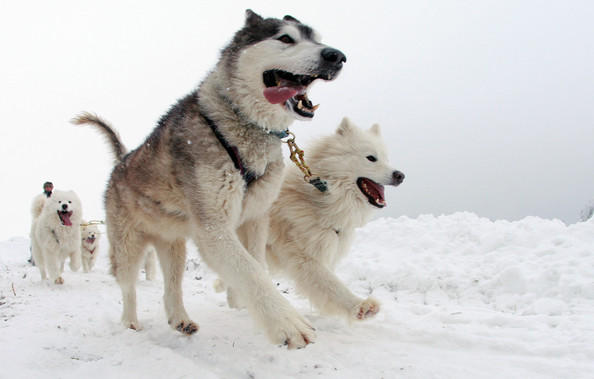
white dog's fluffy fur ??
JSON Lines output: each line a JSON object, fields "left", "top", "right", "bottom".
{"left": 266, "top": 117, "right": 404, "bottom": 321}
{"left": 31, "top": 190, "right": 82, "bottom": 284}
{"left": 80, "top": 222, "right": 100, "bottom": 273}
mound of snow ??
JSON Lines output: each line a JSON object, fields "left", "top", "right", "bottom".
{"left": 1, "top": 213, "right": 593, "bottom": 378}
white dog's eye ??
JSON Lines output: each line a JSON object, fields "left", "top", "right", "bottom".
{"left": 58, "top": 201, "right": 62, "bottom": 203}
{"left": 277, "top": 34, "right": 295, "bottom": 44}
{"left": 68, "top": 201, "right": 72, "bottom": 203}
{"left": 366, "top": 155, "right": 377, "bottom": 162}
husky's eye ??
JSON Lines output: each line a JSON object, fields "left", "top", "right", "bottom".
{"left": 366, "top": 155, "right": 377, "bottom": 162}
{"left": 277, "top": 34, "right": 295, "bottom": 44}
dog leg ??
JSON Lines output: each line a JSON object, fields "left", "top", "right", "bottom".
{"left": 31, "top": 239, "right": 47, "bottom": 280}
{"left": 237, "top": 217, "right": 269, "bottom": 266}
{"left": 90, "top": 255, "right": 97, "bottom": 271}
{"left": 112, "top": 242, "right": 145, "bottom": 330}
{"left": 82, "top": 255, "right": 90, "bottom": 273}
{"left": 226, "top": 217, "right": 270, "bottom": 309}
{"left": 289, "top": 254, "right": 380, "bottom": 321}
{"left": 153, "top": 239, "right": 198, "bottom": 335}
{"left": 194, "top": 227, "right": 315, "bottom": 348}
{"left": 143, "top": 247, "right": 157, "bottom": 281}
{"left": 45, "top": 249, "right": 64, "bottom": 285}
{"left": 69, "top": 249, "right": 81, "bottom": 272}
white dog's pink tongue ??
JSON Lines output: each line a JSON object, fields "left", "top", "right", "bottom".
{"left": 60, "top": 212, "right": 73, "bottom": 226}
{"left": 263, "top": 87, "right": 297, "bottom": 104}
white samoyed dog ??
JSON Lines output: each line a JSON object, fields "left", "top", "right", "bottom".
{"left": 80, "top": 222, "right": 101, "bottom": 273}
{"left": 31, "top": 190, "right": 83, "bottom": 284}
{"left": 265, "top": 117, "right": 404, "bottom": 321}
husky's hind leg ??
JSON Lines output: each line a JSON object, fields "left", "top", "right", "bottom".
{"left": 111, "top": 236, "right": 146, "bottom": 330}
{"left": 153, "top": 238, "right": 198, "bottom": 335}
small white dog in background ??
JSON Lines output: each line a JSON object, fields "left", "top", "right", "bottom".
{"left": 266, "top": 117, "right": 404, "bottom": 321}
{"left": 80, "top": 222, "right": 157, "bottom": 278}
{"left": 143, "top": 246, "right": 158, "bottom": 281}
{"left": 31, "top": 190, "right": 83, "bottom": 284}
{"left": 80, "top": 222, "right": 101, "bottom": 273}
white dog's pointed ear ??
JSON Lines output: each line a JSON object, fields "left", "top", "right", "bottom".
{"left": 369, "top": 123, "right": 382, "bottom": 136}
{"left": 245, "top": 9, "right": 263, "bottom": 26}
{"left": 336, "top": 117, "right": 354, "bottom": 136}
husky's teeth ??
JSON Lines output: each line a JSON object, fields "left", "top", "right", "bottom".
{"left": 297, "top": 100, "right": 303, "bottom": 109}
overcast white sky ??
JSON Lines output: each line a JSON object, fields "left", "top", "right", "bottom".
{"left": 1, "top": 0, "right": 593, "bottom": 240}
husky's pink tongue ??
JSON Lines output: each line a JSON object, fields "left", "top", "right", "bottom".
{"left": 263, "top": 87, "right": 298, "bottom": 104}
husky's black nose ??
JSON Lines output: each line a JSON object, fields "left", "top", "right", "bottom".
{"left": 62, "top": 203, "right": 68, "bottom": 210}
{"left": 321, "top": 48, "right": 347, "bottom": 64}
{"left": 393, "top": 170, "right": 405, "bottom": 185}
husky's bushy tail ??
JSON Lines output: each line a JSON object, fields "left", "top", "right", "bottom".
{"left": 71, "top": 112, "right": 127, "bottom": 164}
{"left": 71, "top": 111, "right": 128, "bottom": 277}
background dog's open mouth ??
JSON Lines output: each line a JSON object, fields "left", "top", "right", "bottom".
{"left": 86, "top": 237, "right": 95, "bottom": 243}
{"left": 357, "top": 177, "right": 386, "bottom": 208}
{"left": 57, "top": 210, "right": 73, "bottom": 226}
{"left": 262, "top": 70, "right": 331, "bottom": 118}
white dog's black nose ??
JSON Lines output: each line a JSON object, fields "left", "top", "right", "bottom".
{"left": 62, "top": 203, "right": 68, "bottom": 210}
{"left": 321, "top": 48, "right": 347, "bottom": 64}
{"left": 393, "top": 170, "right": 405, "bottom": 185}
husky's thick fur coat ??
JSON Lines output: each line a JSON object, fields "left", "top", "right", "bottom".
{"left": 73, "top": 10, "right": 345, "bottom": 348}
{"left": 266, "top": 118, "right": 404, "bottom": 321}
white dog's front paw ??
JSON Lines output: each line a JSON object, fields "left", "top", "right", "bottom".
{"left": 124, "top": 320, "right": 142, "bottom": 331}
{"left": 265, "top": 312, "right": 316, "bottom": 349}
{"left": 168, "top": 316, "right": 199, "bottom": 335}
{"left": 352, "top": 297, "right": 381, "bottom": 320}
{"left": 54, "top": 276, "right": 64, "bottom": 285}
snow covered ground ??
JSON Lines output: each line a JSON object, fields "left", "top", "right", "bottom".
{"left": 1, "top": 213, "right": 593, "bottom": 378}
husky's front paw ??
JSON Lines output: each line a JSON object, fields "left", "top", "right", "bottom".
{"left": 353, "top": 297, "right": 380, "bottom": 320}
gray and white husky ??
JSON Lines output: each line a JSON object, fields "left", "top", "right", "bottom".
{"left": 73, "top": 10, "right": 345, "bottom": 349}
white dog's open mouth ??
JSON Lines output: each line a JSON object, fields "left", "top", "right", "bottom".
{"left": 357, "top": 178, "right": 386, "bottom": 208}
{"left": 57, "top": 210, "right": 73, "bottom": 226}
{"left": 262, "top": 70, "right": 333, "bottom": 118}
{"left": 86, "top": 236, "right": 95, "bottom": 244}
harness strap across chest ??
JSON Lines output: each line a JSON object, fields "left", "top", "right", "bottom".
{"left": 203, "top": 114, "right": 257, "bottom": 185}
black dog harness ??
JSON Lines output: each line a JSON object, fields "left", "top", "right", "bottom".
{"left": 203, "top": 114, "right": 267, "bottom": 185}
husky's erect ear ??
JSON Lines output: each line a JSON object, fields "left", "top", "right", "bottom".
{"left": 369, "top": 123, "right": 382, "bottom": 136}
{"left": 283, "top": 15, "right": 302, "bottom": 24}
{"left": 336, "top": 117, "right": 355, "bottom": 136}
{"left": 245, "top": 9, "right": 264, "bottom": 26}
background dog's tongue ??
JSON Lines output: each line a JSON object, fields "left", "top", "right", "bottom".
{"left": 263, "top": 87, "right": 297, "bottom": 104}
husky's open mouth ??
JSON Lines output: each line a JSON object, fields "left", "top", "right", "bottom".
{"left": 357, "top": 177, "right": 386, "bottom": 208}
{"left": 262, "top": 70, "right": 332, "bottom": 118}
{"left": 57, "top": 210, "right": 74, "bottom": 226}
